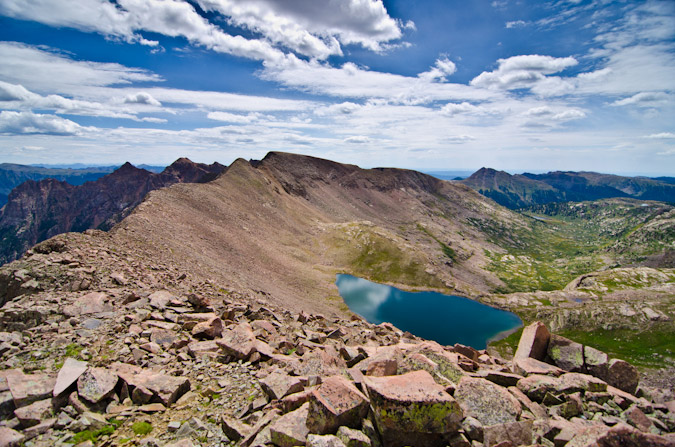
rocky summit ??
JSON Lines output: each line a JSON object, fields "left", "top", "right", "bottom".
{"left": 0, "top": 239, "right": 673, "bottom": 447}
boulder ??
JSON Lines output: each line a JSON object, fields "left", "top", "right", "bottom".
{"left": 453, "top": 344, "right": 479, "bottom": 362}
{"left": 583, "top": 345, "right": 609, "bottom": 378}
{"left": 307, "top": 375, "right": 369, "bottom": 434}
{"left": 77, "top": 367, "right": 118, "bottom": 404}
{"left": 217, "top": 322, "right": 257, "bottom": 359}
{"left": 5, "top": 369, "right": 55, "bottom": 407}
{"left": 148, "top": 290, "right": 174, "bottom": 308}
{"left": 482, "top": 420, "right": 533, "bottom": 447}
{"left": 0, "top": 427, "right": 24, "bottom": 447}
{"left": 269, "top": 402, "right": 310, "bottom": 447}
{"left": 14, "top": 399, "right": 52, "bottom": 428}
{"left": 307, "top": 434, "right": 347, "bottom": 447}
{"left": 191, "top": 316, "right": 223, "bottom": 340}
{"left": 514, "top": 322, "right": 550, "bottom": 360}
{"left": 594, "top": 424, "right": 672, "bottom": 447}
{"left": 516, "top": 375, "right": 560, "bottom": 402}
{"left": 63, "top": 292, "right": 111, "bottom": 316}
{"left": 453, "top": 377, "right": 521, "bottom": 426}
{"left": 259, "top": 370, "right": 306, "bottom": 401}
{"left": 605, "top": 359, "right": 639, "bottom": 395}
{"left": 557, "top": 372, "right": 607, "bottom": 394}
{"left": 512, "top": 357, "right": 564, "bottom": 377}
{"left": 547, "top": 334, "right": 584, "bottom": 372}
{"left": 364, "top": 370, "right": 463, "bottom": 447}
{"left": 53, "top": 358, "right": 88, "bottom": 397}
{"left": 336, "top": 426, "right": 372, "bottom": 447}
{"left": 111, "top": 363, "right": 190, "bottom": 406}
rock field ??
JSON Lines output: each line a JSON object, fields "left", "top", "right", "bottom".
{"left": 0, "top": 232, "right": 673, "bottom": 447}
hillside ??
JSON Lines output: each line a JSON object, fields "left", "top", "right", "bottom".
{"left": 461, "top": 168, "right": 675, "bottom": 209}
{"left": 0, "top": 158, "right": 225, "bottom": 265}
{"left": 0, "top": 152, "right": 672, "bottom": 446}
{"left": 0, "top": 163, "right": 117, "bottom": 206}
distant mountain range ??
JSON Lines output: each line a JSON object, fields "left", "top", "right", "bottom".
{"left": 461, "top": 168, "right": 675, "bottom": 209}
{"left": 0, "top": 158, "right": 224, "bottom": 264}
{"left": 0, "top": 164, "right": 116, "bottom": 206}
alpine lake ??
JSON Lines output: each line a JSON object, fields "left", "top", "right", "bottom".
{"left": 336, "top": 274, "right": 522, "bottom": 350}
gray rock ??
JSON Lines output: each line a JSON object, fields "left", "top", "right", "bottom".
{"left": 77, "top": 368, "right": 118, "bottom": 404}
{"left": 547, "top": 334, "right": 584, "bottom": 372}
{"left": 307, "top": 434, "right": 347, "bottom": 447}
{"left": 453, "top": 377, "right": 521, "bottom": 426}
{"left": 336, "top": 426, "right": 372, "bottom": 447}
{"left": 53, "top": 358, "right": 88, "bottom": 397}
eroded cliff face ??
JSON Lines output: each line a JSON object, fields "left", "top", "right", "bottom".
{"left": 0, "top": 159, "right": 225, "bottom": 265}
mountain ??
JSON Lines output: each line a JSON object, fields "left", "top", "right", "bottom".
{"left": 0, "top": 163, "right": 117, "bottom": 206}
{"left": 460, "top": 168, "right": 563, "bottom": 209}
{"left": 0, "top": 152, "right": 672, "bottom": 446}
{"left": 461, "top": 168, "right": 675, "bottom": 209}
{"left": 0, "top": 158, "right": 225, "bottom": 264}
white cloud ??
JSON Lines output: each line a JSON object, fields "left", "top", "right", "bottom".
{"left": 506, "top": 20, "right": 527, "bottom": 29}
{"left": 124, "top": 92, "right": 161, "bottom": 106}
{"left": 344, "top": 135, "right": 371, "bottom": 144}
{"left": 0, "top": 111, "right": 84, "bottom": 135}
{"left": 418, "top": 57, "right": 457, "bottom": 82}
{"left": 207, "top": 111, "right": 261, "bottom": 123}
{"left": 612, "top": 91, "right": 670, "bottom": 107}
{"left": 440, "top": 102, "right": 490, "bottom": 116}
{"left": 196, "top": 0, "right": 406, "bottom": 58}
{"left": 470, "top": 55, "right": 578, "bottom": 92}
{"left": 261, "top": 55, "right": 495, "bottom": 104}
{"left": 0, "top": 0, "right": 284, "bottom": 62}
{"left": 0, "top": 42, "right": 163, "bottom": 94}
{"left": 645, "top": 132, "right": 675, "bottom": 139}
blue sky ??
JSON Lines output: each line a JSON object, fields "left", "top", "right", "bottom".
{"left": 0, "top": 0, "right": 674, "bottom": 175}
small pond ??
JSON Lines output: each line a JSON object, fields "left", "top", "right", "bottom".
{"left": 336, "top": 274, "right": 522, "bottom": 349}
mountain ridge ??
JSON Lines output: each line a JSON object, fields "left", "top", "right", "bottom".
{"left": 461, "top": 167, "right": 675, "bottom": 209}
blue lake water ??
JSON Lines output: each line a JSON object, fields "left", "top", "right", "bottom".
{"left": 336, "top": 274, "right": 522, "bottom": 350}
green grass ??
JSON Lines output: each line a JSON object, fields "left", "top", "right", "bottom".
{"left": 64, "top": 343, "right": 84, "bottom": 359}
{"left": 69, "top": 425, "right": 115, "bottom": 444}
{"left": 417, "top": 224, "right": 457, "bottom": 262}
{"left": 558, "top": 323, "right": 675, "bottom": 369}
{"left": 131, "top": 421, "right": 153, "bottom": 436}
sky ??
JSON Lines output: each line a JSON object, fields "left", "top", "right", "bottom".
{"left": 0, "top": 0, "right": 674, "bottom": 175}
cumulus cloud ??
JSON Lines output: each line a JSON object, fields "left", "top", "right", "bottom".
{"left": 196, "top": 0, "right": 406, "bottom": 58}
{"left": 124, "top": 92, "right": 161, "bottom": 106}
{"left": 0, "top": 80, "right": 163, "bottom": 121}
{"left": 470, "top": 55, "right": 578, "bottom": 92}
{"left": 440, "top": 102, "right": 491, "bottom": 116}
{"left": 0, "top": 0, "right": 408, "bottom": 61}
{"left": 0, "top": 0, "right": 284, "bottom": 62}
{"left": 0, "top": 111, "right": 84, "bottom": 135}
{"left": 418, "top": 57, "right": 457, "bottom": 82}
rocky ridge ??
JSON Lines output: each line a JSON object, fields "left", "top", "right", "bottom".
{"left": 0, "top": 238, "right": 673, "bottom": 447}
{"left": 0, "top": 158, "right": 225, "bottom": 265}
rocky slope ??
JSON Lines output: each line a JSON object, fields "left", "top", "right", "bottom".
{"left": 0, "top": 235, "right": 673, "bottom": 446}
{"left": 0, "top": 158, "right": 225, "bottom": 265}
{"left": 462, "top": 168, "right": 675, "bottom": 209}
{"left": 0, "top": 164, "right": 117, "bottom": 207}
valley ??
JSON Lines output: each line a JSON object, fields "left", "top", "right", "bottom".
{"left": 0, "top": 152, "right": 673, "bottom": 446}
